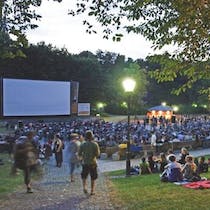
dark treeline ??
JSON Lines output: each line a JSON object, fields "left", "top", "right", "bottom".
{"left": 0, "top": 42, "right": 208, "bottom": 114}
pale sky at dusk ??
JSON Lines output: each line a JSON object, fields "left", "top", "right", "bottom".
{"left": 27, "top": 0, "right": 168, "bottom": 60}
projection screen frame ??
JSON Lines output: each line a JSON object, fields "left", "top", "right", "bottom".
{"left": 1, "top": 78, "right": 79, "bottom": 118}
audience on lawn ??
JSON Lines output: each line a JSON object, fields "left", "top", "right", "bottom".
{"left": 197, "top": 156, "right": 208, "bottom": 174}
{"left": 2, "top": 115, "right": 210, "bottom": 152}
{"left": 159, "top": 152, "right": 168, "bottom": 173}
{"left": 181, "top": 155, "right": 201, "bottom": 182}
{"left": 160, "top": 154, "right": 183, "bottom": 182}
{"left": 178, "top": 147, "right": 189, "bottom": 165}
{"left": 139, "top": 157, "right": 152, "bottom": 174}
{"left": 148, "top": 153, "right": 159, "bottom": 173}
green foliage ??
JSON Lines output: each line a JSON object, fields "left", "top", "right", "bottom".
{"left": 0, "top": 0, "right": 64, "bottom": 58}
{"left": 70, "top": 0, "right": 209, "bottom": 61}
{"left": 147, "top": 54, "right": 210, "bottom": 102}
{"left": 0, "top": 154, "right": 23, "bottom": 194}
{"left": 70, "top": 0, "right": 210, "bottom": 96}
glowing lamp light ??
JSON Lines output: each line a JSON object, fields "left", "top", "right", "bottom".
{"left": 121, "top": 102, "right": 128, "bottom": 108}
{"left": 158, "top": 111, "right": 162, "bottom": 115}
{"left": 122, "top": 78, "right": 136, "bottom": 92}
{"left": 161, "top": 102, "right": 166, "bottom": 106}
{"left": 173, "top": 106, "right": 179, "bottom": 112}
{"left": 97, "top": 102, "right": 104, "bottom": 109}
{"left": 192, "top": 103, "right": 198, "bottom": 108}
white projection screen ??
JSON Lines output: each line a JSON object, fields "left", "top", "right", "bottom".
{"left": 3, "top": 78, "right": 71, "bottom": 116}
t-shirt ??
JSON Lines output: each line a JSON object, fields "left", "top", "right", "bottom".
{"left": 79, "top": 141, "right": 100, "bottom": 165}
{"left": 140, "top": 162, "right": 150, "bottom": 174}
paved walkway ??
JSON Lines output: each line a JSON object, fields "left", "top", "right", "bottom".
{"left": 1, "top": 147, "right": 210, "bottom": 210}
{"left": 0, "top": 156, "right": 123, "bottom": 210}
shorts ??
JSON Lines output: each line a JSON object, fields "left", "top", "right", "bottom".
{"left": 81, "top": 164, "right": 98, "bottom": 180}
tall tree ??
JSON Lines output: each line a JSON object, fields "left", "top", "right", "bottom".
{"left": 0, "top": 0, "right": 62, "bottom": 58}
{"left": 70, "top": 0, "right": 209, "bottom": 61}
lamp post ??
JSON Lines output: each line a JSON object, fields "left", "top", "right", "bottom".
{"left": 122, "top": 78, "right": 136, "bottom": 177}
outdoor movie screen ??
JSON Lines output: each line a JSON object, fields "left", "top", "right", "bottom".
{"left": 3, "top": 78, "right": 71, "bottom": 116}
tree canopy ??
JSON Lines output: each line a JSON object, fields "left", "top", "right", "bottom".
{"left": 70, "top": 0, "right": 209, "bottom": 62}
{"left": 0, "top": 0, "right": 62, "bottom": 58}
{"left": 69, "top": 0, "right": 210, "bottom": 96}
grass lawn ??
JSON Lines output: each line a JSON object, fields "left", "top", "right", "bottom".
{"left": 108, "top": 169, "right": 210, "bottom": 210}
{"left": 0, "top": 153, "right": 23, "bottom": 196}
{"left": 0, "top": 153, "right": 43, "bottom": 197}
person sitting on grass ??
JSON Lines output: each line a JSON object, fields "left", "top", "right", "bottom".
{"left": 148, "top": 153, "right": 158, "bottom": 173}
{"left": 160, "top": 154, "right": 183, "bottom": 182}
{"left": 197, "top": 156, "right": 208, "bottom": 174}
{"left": 140, "top": 157, "right": 152, "bottom": 175}
{"left": 182, "top": 155, "right": 201, "bottom": 182}
{"left": 159, "top": 152, "right": 168, "bottom": 173}
{"left": 178, "top": 147, "right": 189, "bottom": 165}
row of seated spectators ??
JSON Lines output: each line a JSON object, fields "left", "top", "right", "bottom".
{"left": 1, "top": 115, "right": 210, "bottom": 156}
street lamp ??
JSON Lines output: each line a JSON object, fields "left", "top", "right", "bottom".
{"left": 122, "top": 78, "right": 136, "bottom": 177}
{"left": 96, "top": 102, "right": 105, "bottom": 117}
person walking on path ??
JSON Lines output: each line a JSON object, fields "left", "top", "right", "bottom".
{"left": 68, "top": 133, "right": 80, "bottom": 182}
{"left": 79, "top": 130, "right": 100, "bottom": 195}
{"left": 12, "top": 131, "right": 39, "bottom": 193}
{"left": 53, "top": 134, "right": 64, "bottom": 167}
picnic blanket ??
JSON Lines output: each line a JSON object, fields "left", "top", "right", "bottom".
{"left": 183, "top": 180, "right": 210, "bottom": 189}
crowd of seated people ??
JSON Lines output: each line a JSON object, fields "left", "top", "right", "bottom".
{"left": 159, "top": 148, "right": 208, "bottom": 182}
{"left": 0, "top": 115, "right": 209, "bottom": 159}
{"left": 138, "top": 147, "right": 209, "bottom": 183}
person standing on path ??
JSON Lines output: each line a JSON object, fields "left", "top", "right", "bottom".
{"left": 78, "top": 130, "right": 100, "bottom": 195}
{"left": 68, "top": 133, "right": 80, "bottom": 182}
{"left": 53, "top": 134, "right": 63, "bottom": 167}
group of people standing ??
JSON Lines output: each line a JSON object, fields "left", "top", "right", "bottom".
{"left": 13, "top": 130, "right": 100, "bottom": 196}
